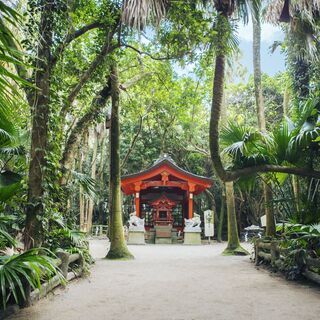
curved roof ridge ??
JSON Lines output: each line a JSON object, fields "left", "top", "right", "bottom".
{"left": 122, "top": 154, "right": 213, "bottom": 183}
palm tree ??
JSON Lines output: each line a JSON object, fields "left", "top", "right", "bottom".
{"left": 266, "top": 0, "right": 320, "bottom": 100}
{"left": 252, "top": 4, "right": 276, "bottom": 236}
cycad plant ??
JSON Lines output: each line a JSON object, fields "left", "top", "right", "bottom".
{"left": 221, "top": 96, "right": 320, "bottom": 170}
{"left": 221, "top": 95, "right": 320, "bottom": 228}
{"left": 0, "top": 214, "right": 64, "bottom": 309}
{"left": 0, "top": 248, "right": 64, "bottom": 309}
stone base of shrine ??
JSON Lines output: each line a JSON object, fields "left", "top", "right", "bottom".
{"left": 183, "top": 231, "right": 201, "bottom": 245}
{"left": 154, "top": 225, "right": 173, "bottom": 244}
{"left": 155, "top": 237, "right": 172, "bottom": 244}
{"left": 127, "top": 230, "right": 145, "bottom": 245}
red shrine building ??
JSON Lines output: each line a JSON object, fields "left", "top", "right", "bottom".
{"left": 121, "top": 154, "right": 213, "bottom": 232}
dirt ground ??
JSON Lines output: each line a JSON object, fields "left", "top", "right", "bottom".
{"left": 8, "top": 240, "right": 320, "bottom": 320}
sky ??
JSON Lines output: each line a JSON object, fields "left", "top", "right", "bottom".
{"left": 237, "top": 20, "right": 286, "bottom": 78}
{"left": 174, "top": 20, "right": 286, "bottom": 82}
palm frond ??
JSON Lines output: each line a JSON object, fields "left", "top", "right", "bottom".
{"left": 0, "top": 228, "right": 17, "bottom": 248}
{"left": 122, "top": 0, "right": 169, "bottom": 30}
{"left": 0, "top": 171, "right": 22, "bottom": 202}
{"left": 0, "top": 248, "right": 64, "bottom": 309}
{"left": 271, "top": 121, "right": 296, "bottom": 163}
{"left": 71, "top": 170, "right": 97, "bottom": 195}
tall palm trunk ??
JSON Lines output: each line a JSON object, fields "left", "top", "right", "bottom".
{"left": 106, "top": 63, "right": 133, "bottom": 260}
{"left": 24, "top": 1, "right": 54, "bottom": 250}
{"left": 224, "top": 182, "right": 239, "bottom": 250}
{"left": 252, "top": 15, "right": 266, "bottom": 131}
{"left": 252, "top": 12, "right": 276, "bottom": 237}
{"left": 209, "top": 13, "right": 247, "bottom": 254}
{"left": 217, "top": 184, "right": 225, "bottom": 242}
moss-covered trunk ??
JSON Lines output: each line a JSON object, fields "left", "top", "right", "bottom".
{"left": 223, "top": 182, "right": 247, "bottom": 255}
{"left": 106, "top": 63, "right": 133, "bottom": 260}
{"left": 24, "top": 1, "right": 54, "bottom": 250}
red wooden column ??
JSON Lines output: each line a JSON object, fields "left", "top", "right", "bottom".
{"left": 134, "top": 183, "right": 141, "bottom": 217}
{"left": 135, "top": 192, "right": 140, "bottom": 217}
{"left": 188, "top": 183, "right": 196, "bottom": 219}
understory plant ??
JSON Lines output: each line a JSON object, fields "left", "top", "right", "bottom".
{"left": 0, "top": 248, "right": 64, "bottom": 309}
{"left": 45, "top": 226, "right": 94, "bottom": 267}
{"left": 0, "top": 214, "right": 64, "bottom": 309}
{"left": 279, "top": 223, "right": 320, "bottom": 279}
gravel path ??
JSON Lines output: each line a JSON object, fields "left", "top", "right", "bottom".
{"left": 8, "top": 240, "right": 320, "bottom": 320}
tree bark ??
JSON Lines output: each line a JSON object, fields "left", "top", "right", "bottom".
{"left": 98, "top": 125, "right": 108, "bottom": 225}
{"left": 252, "top": 11, "right": 276, "bottom": 237}
{"left": 24, "top": 1, "right": 54, "bottom": 250}
{"left": 79, "top": 131, "right": 89, "bottom": 231}
{"left": 79, "top": 151, "right": 85, "bottom": 231}
{"left": 224, "top": 182, "right": 247, "bottom": 254}
{"left": 106, "top": 63, "right": 133, "bottom": 260}
{"left": 210, "top": 14, "right": 247, "bottom": 255}
{"left": 292, "top": 175, "right": 300, "bottom": 216}
{"left": 252, "top": 14, "right": 266, "bottom": 131}
{"left": 87, "top": 127, "right": 99, "bottom": 233}
{"left": 217, "top": 183, "right": 225, "bottom": 242}
{"left": 264, "top": 186, "right": 276, "bottom": 236}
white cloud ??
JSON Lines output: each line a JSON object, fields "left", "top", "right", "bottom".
{"left": 238, "top": 21, "right": 283, "bottom": 43}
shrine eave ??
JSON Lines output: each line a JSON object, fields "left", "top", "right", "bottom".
{"left": 121, "top": 157, "right": 213, "bottom": 195}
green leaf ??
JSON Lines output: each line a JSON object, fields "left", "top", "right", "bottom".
{"left": 0, "top": 171, "right": 22, "bottom": 202}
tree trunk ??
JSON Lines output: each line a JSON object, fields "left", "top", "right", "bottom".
{"left": 292, "top": 175, "right": 300, "bottom": 217}
{"left": 79, "top": 147, "right": 85, "bottom": 231}
{"left": 252, "top": 11, "right": 276, "bottom": 237}
{"left": 209, "top": 14, "right": 247, "bottom": 255}
{"left": 264, "top": 186, "right": 276, "bottom": 236}
{"left": 217, "top": 185, "right": 225, "bottom": 242}
{"left": 224, "top": 182, "right": 247, "bottom": 255}
{"left": 24, "top": 1, "right": 54, "bottom": 250}
{"left": 106, "top": 63, "right": 133, "bottom": 260}
{"left": 98, "top": 125, "right": 109, "bottom": 225}
{"left": 87, "top": 127, "right": 99, "bottom": 233}
{"left": 283, "top": 87, "right": 290, "bottom": 118}
{"left": 209, "top": 14, "right": 229, "bottom": 182}
{"left": 252, "top": 14, "right": 266, "bottom": 131}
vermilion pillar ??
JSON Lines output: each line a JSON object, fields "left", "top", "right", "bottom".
{"left": 135, "top": 192, "right": 140, "bottom": 217}
{"left": 188, "top": 192, "right": 193, "bottom": 219}
{"left": 188, "top": 183, "right": 195, "bottom": 219}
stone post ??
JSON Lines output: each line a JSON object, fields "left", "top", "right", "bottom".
{"left": 56, "top": 250, "right": 70, "bottom": 279}
{"left": 271, "top": 240, "right": 280, "bottom": 266}
{"left": 254, "top": 238, "right": 261, "bottom": 266}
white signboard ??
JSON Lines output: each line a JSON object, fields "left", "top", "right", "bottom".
{"left": 204, "top": 210, "right": 214, "bottom": 237}
{"left": 260, "top": 215, "right": 266, "bottom": 227}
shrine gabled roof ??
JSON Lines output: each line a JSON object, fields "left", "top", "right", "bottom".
{"left": 121, "top": 154, "right": 213, "bottom": 194}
